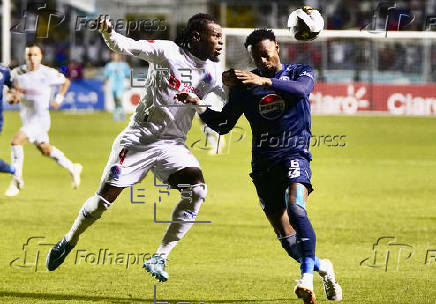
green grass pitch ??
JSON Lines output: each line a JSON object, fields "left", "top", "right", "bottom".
{"left": 0, "top": 111, "right": 435, "bottom": 303}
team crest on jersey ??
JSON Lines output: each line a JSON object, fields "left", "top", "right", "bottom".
{"left": 279, "top": 76, "right": 290, "bottom": 80}
{"left": 109, "top": 165, "right": 121, "bottom": 180}
{"left": 258, "top": 94, "right": 285, "bottom": 120}
{"left": 201, "top": 72, "right": 213, "bottom": 83}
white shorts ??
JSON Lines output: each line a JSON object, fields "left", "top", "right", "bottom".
{"left": 99, "top": 127, "right": 201, "bottom": 189}
{"left": 21, "top": 125, "right": 49, "bottom": 145}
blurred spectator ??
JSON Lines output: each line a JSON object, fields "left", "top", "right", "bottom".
{"left": 86, "top": 40, "right": 99, "bottom": 66}
{"left": 104, "top": 52, "right": 130, "bottom": 121}
{"left": 70, "top": 44, "right": 85, "bottom": 63}
{"left": 379, "top": 45, "right": 395, "bottom": 71}
{"left": 66, "top": 61, "right": 84, "bottom": 81}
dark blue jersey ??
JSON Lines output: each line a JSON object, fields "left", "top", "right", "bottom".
{"left": 199, "top": 63, "right": 314, "bottom": 170}
{"left": 0, "top": 65, "right": 12, "bottom": 133}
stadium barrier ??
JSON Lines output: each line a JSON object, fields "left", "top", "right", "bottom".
{"left": 311, "top": 83, "right": 436, "bottom": 115}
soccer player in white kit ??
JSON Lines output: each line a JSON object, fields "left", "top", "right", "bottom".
{"left": 5, "top": 45, "right": 82, "bottom": 197}
{"left": 46, "top": 14, "right": 224, "bottom": 282}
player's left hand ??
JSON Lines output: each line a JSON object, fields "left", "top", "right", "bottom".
{"left": 234, "top": 70, "right": 272, "bottom": 86}
{"left": 174, "top": 92, "right": 200, "bottom": 105}
{"left": 51, "top": 101, "right": 61, "bottom": 109}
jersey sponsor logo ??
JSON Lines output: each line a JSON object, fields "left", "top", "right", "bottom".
{"left": 258, "top": 94, "right": 285, "bottom": 120}
{"left": 118, "top": 148, "right": 129, "bottom": 165}
{"left": 168, "top": 74, "right": 201, "bottom": 95}
{"left": 289, "top": 159, "right": 301, "bottom": 178}
{"left": 299, "top": 70, "right": 314, "bottom": 80}
{"left": 168, "top": 74, "right": 181, "bottom": 90}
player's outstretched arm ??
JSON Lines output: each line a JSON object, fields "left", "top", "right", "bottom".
{"left": 175, "top": 90, "right": 243, "bottom": 135}
{"left": 98, "top": 16, "right": 168, "bottom": 62}
{"left": 233, "top": 68, "right": 314, "bottom": 96}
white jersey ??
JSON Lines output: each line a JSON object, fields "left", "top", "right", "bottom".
{"left": 11, "top": 64, "right": 66, "bottom": 131}
{"left": 102, "top": 31, "right": 225, "bottom": 145}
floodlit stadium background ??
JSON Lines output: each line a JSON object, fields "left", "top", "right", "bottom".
{"left": 1, "top": 1, "right": 435, "bottom": 304}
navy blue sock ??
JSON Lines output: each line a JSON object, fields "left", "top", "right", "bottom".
{"left": 0, "top": 159, "right": 14, "bottom": 174}
{"left": 287, "top": 202, "right": 317, "bottom": 274}
{"left": 279, "top": 233, "right": 320, "bottom": 271}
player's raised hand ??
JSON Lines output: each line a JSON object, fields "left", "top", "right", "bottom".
{"left": 174, "top": 92, "right": 200, "bottom": 105}
{"left": 98, "top": 16, "right": 112, "bottom": 34}
{"left": 234, "top": 70, "right": 272, "bottom": 86}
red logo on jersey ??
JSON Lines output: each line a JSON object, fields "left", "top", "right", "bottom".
{"left": 168, "top": 74, "right": 181, "bottom": 90}
{"left": 147, "top": 40, "right": 155, "bottom": 43}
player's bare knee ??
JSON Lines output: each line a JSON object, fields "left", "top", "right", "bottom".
{"left": 168, "top": 167, "right": 205, "bottom": 188}
{"left": 80, "top": 194, "right": 112, "bottom": 220}
{"left": 38, "top": 143, "right": 51, "bottom": 156}
{"left": 98, "top": 183, "right": 124, "bottom": 203}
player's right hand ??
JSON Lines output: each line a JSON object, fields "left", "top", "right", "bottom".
{"left": 174, "top": 92, "right": 200, "bottom": 105}
{"left": 7, "top": 91, "right": 21, "bottom": 105}
{"left": 98, "top": 16, "right": 112, "bottom": 34}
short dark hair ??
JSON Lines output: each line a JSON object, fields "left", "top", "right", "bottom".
{"left": 175, "top": 13, "right": 217, "bottom": 48}
{"left": 244, "top": 29, "right": 276, "bottom": 49}
{"left": 25, "top": 43, "right": 43, "bottom": 55}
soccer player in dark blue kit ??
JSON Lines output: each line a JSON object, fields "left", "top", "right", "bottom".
{"left": 176, "top": 29, "right": 342, "bottom": 303}
{"left": 0, "top": 64, "right": 16, "bottom": 175}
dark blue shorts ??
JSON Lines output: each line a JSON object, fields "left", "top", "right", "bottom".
{"left": 250, "top": 154, "right": 313, "bottom": 216}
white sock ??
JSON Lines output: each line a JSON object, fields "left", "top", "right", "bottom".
{"left": 64, "top": 209, "right": 91, "bottom": 246}
{"left": 65, "top": 195, "right": 110, "bottom": 246}
{"left": 155, "top": 184, "right": 207, "bottom": 259}
{"left": 156, "top": 241, "right": 178, "bottom": 259}
{"left": 50, "top": 146, "right": 74, "bottom": 174}
{"left": 11, "top": 145, "right": 24, "bottom": 179}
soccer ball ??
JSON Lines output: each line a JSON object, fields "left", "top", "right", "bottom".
{"left": 288, "top": 6, "right": 324, "bottom": 41}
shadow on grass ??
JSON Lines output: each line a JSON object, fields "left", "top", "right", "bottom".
{"left": 0, "top": 291, "right": 294, "bottom": 303}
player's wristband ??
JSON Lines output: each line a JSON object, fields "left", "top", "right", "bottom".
{"left": 55, "top": 94, "right": 64, "bottom": 105}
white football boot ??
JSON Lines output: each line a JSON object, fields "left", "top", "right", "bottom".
{"left": 5, "top": 176, "right": 24, "bottom": 197}
{"left": 294, "top": 273, "right": 316, "bottom": 304}
{"left": 319, "top": 259, "right": 342, "bottom": 301}
{"left": 71, "top": 163, "right": 83, "bottom": 189}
